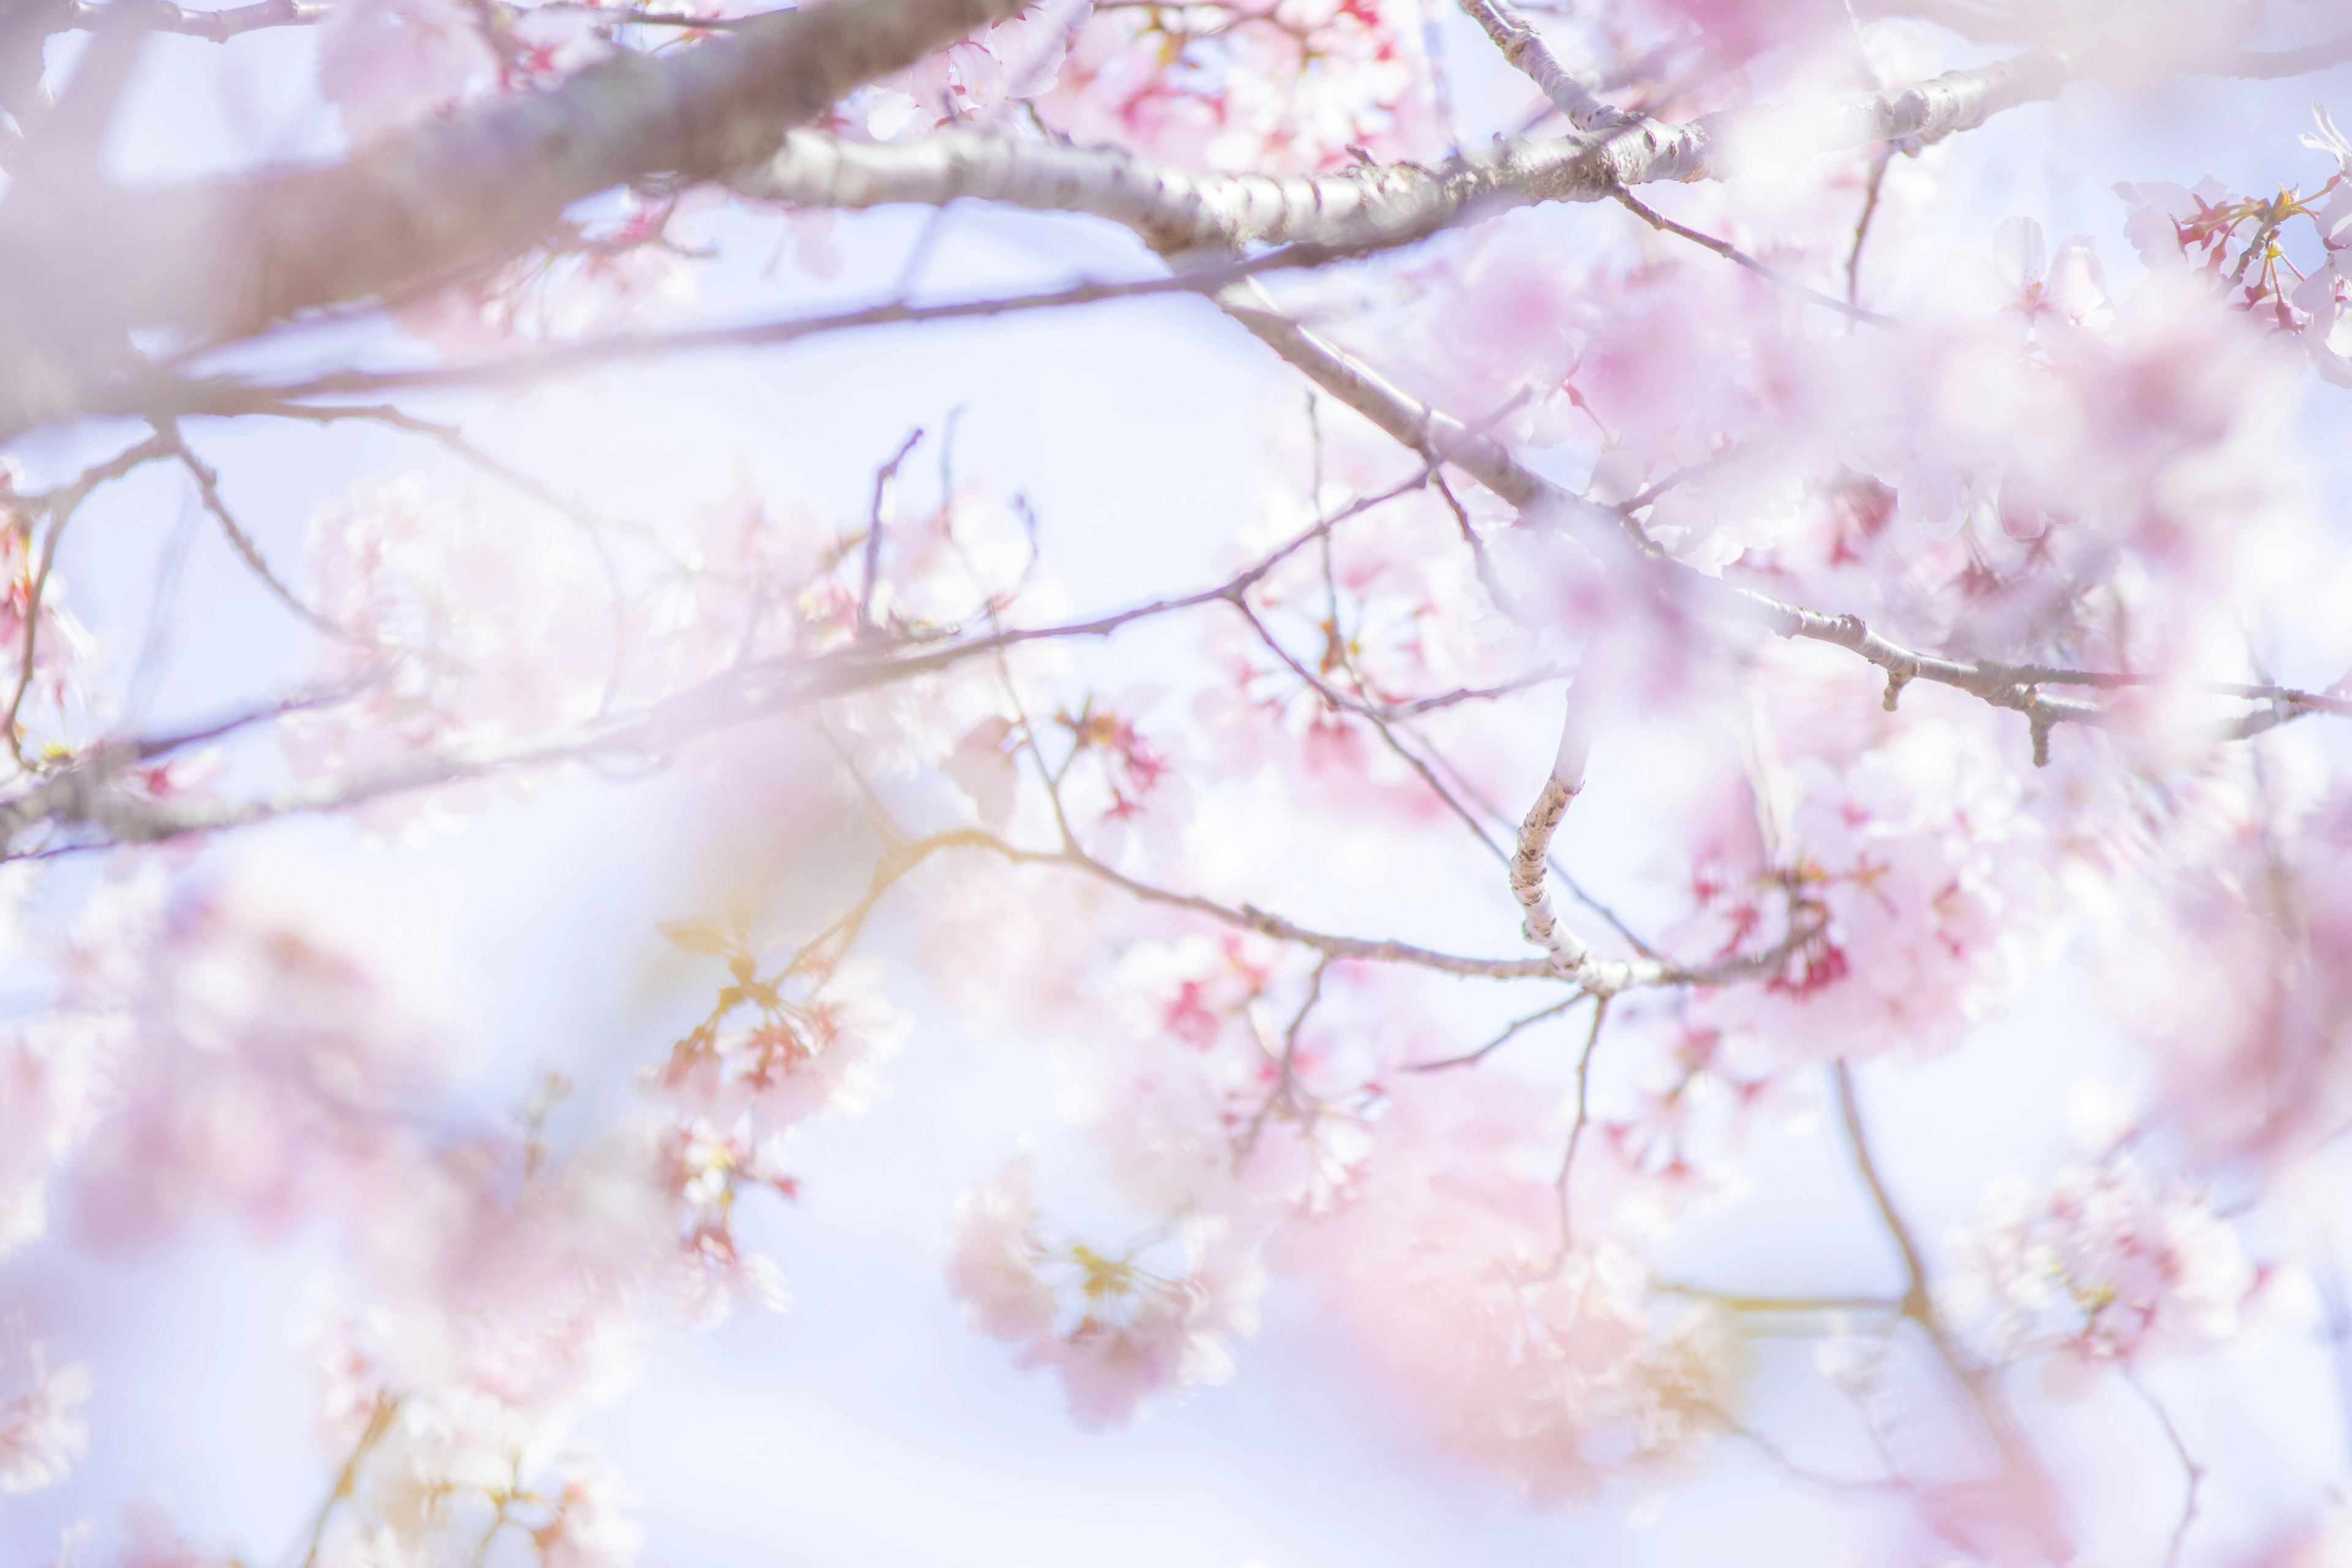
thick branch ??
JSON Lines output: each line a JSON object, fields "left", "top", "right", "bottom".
{"left": 740, "top": 44, "right": 2080, "bottom": 251}
{"left": 67, "top": 0, "right": 325, "bottom": 40}
{"left": 0, "top": 0, "right": 1032, "bottom": 430}
{"left": 1453, "top": 0, "right": 1623, "bottom": 132}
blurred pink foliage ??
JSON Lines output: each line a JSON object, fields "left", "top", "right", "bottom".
{"left": 11, "top": 0, "right": 2352, "bottom": 1564}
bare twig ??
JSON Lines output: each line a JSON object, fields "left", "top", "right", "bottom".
{"left": 1834, "top": 1060, "right": 2070, "bottom": 1553}
{"left": 1406, "top": 993, "right": 1585, "bottom": 1071}
{"left": 1845, "top": 145, "right": 1894, "bottom": 308}
{"left": 296, "top": 1396, "right": 398, "bottom": 1568}
{"left": 3, "top": 432, "right": 178, "bottom": 767}
{"left": 1657, "top": 1281, "right": 1907, "bottom": 1314}
{"left": 1214, "top": 281, "right": 2346, "bottom": 761}
{"left": 2216, "top": 34, "right": 2352, "bottom": 78}
{"left": 164, "top": 250, "right": 1356, "bottom": 413}
{"left": 151, "top": 420, "right": 362, "bottom": 641}
{"left": 1242, "top": 956, "right": 1331, "bottom": 1153}
{"left": 1546, "top": 993, "right": 1611, "bottom": 1265}
{"left": 0, "top": 0, "right": 1044, "bottom": 409}
{"left": 859, "top": 429, "right": 925, "bottom": 638}
{"left": 1611, "top": 184, "right": 1900, "bottom": 328}
{"left": 2122, "top": 1367, "right": 2204, "bottom": 1568}
{"left": 67, "top": 0, "right": 325, "bottom": 40}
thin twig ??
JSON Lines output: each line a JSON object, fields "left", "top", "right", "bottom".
{"left": 1834, "top": 1060, "right": 2069, "bottom": 1550}
{"left": 1612, "top": 185, "right": 1900, "bottom": 328}
{"left": 1545, "top": 994, "right": 1611, "bottom": 1267}
{"left": 67, "top": 0, "right": 324, "bottom": 39}
{"left": 165, "top": 248, "right": 1392, "bottom": 415}
{"left": 1845, "top": 145, "right": 1893, "bottom": 308}
{"left": 149, "top": 420, "right": 361, "bottom": 641}
{"left": 1242, "top": 956, "right": 1331, "bottom": 1153}
{"left": 1406, "top": 993, "right": 1584, "bottom": 1071}
{"left": 1657, "top": 1281, "right": 1907, "bottom": 1314}
{"left": 296, "top": 1396, "right": 398, "bottom": 1568}
{"left": 1726, "top": 1420, "right": 1908, "bottom": 1495}
{"left": 859, "top": 429, "right": 925, "bottom": 638}
{"left": 2122, "top": 1367, "right": 2203, "bottom": 1568}
{"left": 2, "top": 433, "right": 178, "bottom": 767}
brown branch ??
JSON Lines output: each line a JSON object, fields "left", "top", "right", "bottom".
{"left": 1610, "top": 184, "right": 1899, "bottom": 328}
{"left": 522, "top": 2, "right": 775, "bottom": 28}
{"left": 2214, "top": 35, "right": 2352, "bottom": 78}
{"left": 1215, "top": 281, "right": 2343, "bottom": 763}
{"left": 166, "top": 252, "right": 1330, "bottom": 412}
{"left": 1846, "top": 146, "right": 1894, "bottom": 308}
{"left": 0, "top": 0, "right": 1038, "bottom": 432}
{"left": 0, "top": 473, "right": 1475, "bottom": 854}
{"left": 3, "top": 431, "right": 178, "bottom": 767}
{"left": 1406, "top": 993, "right": 1584, "bottom": 1071}
{"left": 1546, "top": 993, "right": 1610, "bottom": 1265}
{"left": 858, "top": 428, "right": 925, "bottom": 639}
{"left": 1241, "top": 955, "right": 1329, "bottom": 1153}
{"left": 2122, "top": 1367, "right": 2203, "bottom": 1568}
{"left": 1453, "top": 0, "right": 1624, "bottom": 132}
{"left": 68, "top": 0, "right": 324, "bottom": 40}
{"left": 1656, "top": 1282, "right": 1907, "bottom": 1314}
{"left": 1833, "top": 1061, "right": 1931, "bottom": 1320}
{"left": 741, "top": 42, "right": 2084, "bottom": 255}
{"left": 151, "top": 419, "right": 362, "bottom": 641}
{"left": 296, "top": 1395, "right": 398, "bottom": 1568}
{"left": 1835, "top": 1060, "right": 2071, "bottom": 1553}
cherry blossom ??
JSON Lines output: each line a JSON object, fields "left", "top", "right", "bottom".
{"left": 12, "top": 6, "right": 2352, "bottom": 1566}
{"left": 946, "top": 1156, "right": 1265, "bottom": 1427}
{"left": 0, "top": 1333, "right": 89, "bottom": 1496}
{"left": 1946, "top": 1153, "right": 2256, "bottom": 1387}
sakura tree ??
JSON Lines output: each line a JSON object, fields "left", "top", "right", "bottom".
{"left": 2, "top": 0, "right": 2351, "bottom": 1562}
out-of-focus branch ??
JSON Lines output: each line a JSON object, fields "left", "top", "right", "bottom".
{"left": 0, "top": 0, "right": 1037, "bottom": 431}
{"left": 1547, "top": 993, "right": 1610, "bottom": 1260}
{"left": 1610, "top": 184, "right": 1899, "bottom": 328}
{"left": 4, "top": 430, "right": 178, "bottom": 767}
{"left": 2122, "top": 1368, "right": 2204, "bottom": 1568}
{"left": 150, "top": 418, "right": 361, "bottom": 641}
{"left": 1406, "top": 994, "right": 1585, "bottom": 1071}
{"left": 2214, "top": 35, "right": 2352, "bottom": 79}
{"left": 29, "top": 31, "right": 2094, "bottom": 436}
{"left": 143, "top": 250, "right": 1336, "bottom": 416}
{"left": 1836, "top": 1060, "right": 2071, "bottom": 1555}
{"left": 1845, "top": 147, "right": 1894, "bottom": 307}
{"left": 66, "top": 0, "right": 325, "bottom": 40}
{"left": 0, "top": 473, "right": 1505, "bottom": 854}
{"left": 296, "top": 1396, "right": 398, "bottom": 1568}
{"left": 1656, "top": 1282, "right": 1906, "bottom": 1314}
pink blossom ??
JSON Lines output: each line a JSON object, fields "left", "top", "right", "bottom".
{"left": 1946, "top": 1153, "right": 2255, "bottom": 1377}
{"left": 1280, "top": 1074, "right": 1738, "bottom": 1501}
{"left": 535, "top": 1450, "right": 644, "bottom": 1568}
{"left": 1678, "top": 702, "right": 2069, "bottom": 1066}
{"left": 946, "top": 1156, "right": 1058, "bottom": 1343}
{"left": 946, "top": 1159, "right": 1264, "bottom": 1427}
{"left": 316, "top": 0, "right": 495, "bottom": 143}
{"left": 70, "top": 858, "right": 458, "bottom": 1247}
{"left": 0, "top": 1336, "right": 90, "bottom": 1496}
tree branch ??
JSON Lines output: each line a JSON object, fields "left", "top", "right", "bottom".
{"left": 0, "top": 0, "right": 1038, "bottom": 431}
{"left": 1213, "top": 279, "right": 2343, "bottom": 763}
{"left": 739, "top": 42, "right": 2082, "bottom": 253}
{"left": 1610, "top": 184, "right": 1899, "bottom": 328}
{"left": 68, "top": 0, "right": 325, "bottom": 41}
